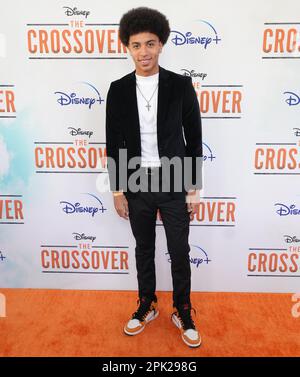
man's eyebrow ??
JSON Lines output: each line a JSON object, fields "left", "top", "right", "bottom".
{"left": 131, "top": 39, "right": 157, "bottom": 45}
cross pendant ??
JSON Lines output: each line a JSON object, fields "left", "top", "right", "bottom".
{"left": 146, "top": 103, "right": 151, "bottom": 111}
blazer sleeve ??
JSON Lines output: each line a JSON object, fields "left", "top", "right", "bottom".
{"left": 105, "top": 81, "right": 125, "bottom": 192}
{"left": 182, "top": 76, "right": 203, "bottom": 190}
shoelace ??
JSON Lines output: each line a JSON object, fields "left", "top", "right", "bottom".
{"left": 132, "top": 298, "right": 154, "bottom": 321}
{"left": 173, "top": 307, "right": 196, "bottom": 330}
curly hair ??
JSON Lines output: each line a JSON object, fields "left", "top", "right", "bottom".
{"left": 119, "top": 7, "right": 170, "bottom": 46}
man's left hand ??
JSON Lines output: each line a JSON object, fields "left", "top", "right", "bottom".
{"left": 186, "top": 189, "right": 200, "bottom": 220}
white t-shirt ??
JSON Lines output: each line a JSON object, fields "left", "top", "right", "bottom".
{"left": 135, "top": 72, "right": 161, "bottom": 167}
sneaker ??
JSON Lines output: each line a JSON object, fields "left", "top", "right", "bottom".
{"left": 171, "top": 303, "right": 201, "bottom": 348}
{"left": 124, "top": 297, "right": 159, "bottom": 336}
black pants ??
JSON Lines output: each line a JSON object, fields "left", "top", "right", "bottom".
{"left": 126, "top": 170, "right": 191, "bottom": 308}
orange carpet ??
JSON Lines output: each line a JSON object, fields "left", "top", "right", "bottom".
{"left": 0, "top": 289, "right": 299, "bottom": 357}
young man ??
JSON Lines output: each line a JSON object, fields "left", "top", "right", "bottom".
{"left": 106, "top": 7, "right": 203, "bottom": 348}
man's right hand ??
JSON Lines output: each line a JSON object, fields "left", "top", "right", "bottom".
{"left": 113, "top": 193, "right": 129, "bottom": 220}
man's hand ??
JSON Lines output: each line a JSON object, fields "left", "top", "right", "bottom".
{"left": 113, "top": 193, "right": 129, "bottom": 220}
{"left": 186, "top": 189, "right": 200, "bottom": 220}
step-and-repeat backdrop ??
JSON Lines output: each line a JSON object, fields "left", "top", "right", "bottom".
{"left": 1, "top": 0, "right": 300, "bottom": 292}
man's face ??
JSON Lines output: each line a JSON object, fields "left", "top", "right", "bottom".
{"left": 127, "top": 32, "right": 163, "bottom": 76}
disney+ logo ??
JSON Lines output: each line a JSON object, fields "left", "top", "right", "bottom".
{"left": 55, "top": 82, "right": 104, "bottom": 109}
{"left": 60, "top": 193, "right": 107, "bottom": 217}
{"left": 170, "top": 20, "right": 221, "bottom": 49}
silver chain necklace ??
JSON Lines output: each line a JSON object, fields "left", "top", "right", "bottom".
{"left": 136, "top": 83, "right": 158, "bottom": 111}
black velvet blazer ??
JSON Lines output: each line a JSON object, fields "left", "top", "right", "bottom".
{"left": 105, "top": 65, "right": 203, "bottom": 199}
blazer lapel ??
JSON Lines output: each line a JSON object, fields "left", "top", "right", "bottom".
{"left": 157, "top": 65, "right": 170, "bottom": 141}
{"left": 126, "top": 71, "right": 142, "bottom": 156}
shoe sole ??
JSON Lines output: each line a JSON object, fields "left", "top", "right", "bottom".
{"left": 171, "top": 314, "right": 201, "bottom": 348}
{"left": 124, "top": 310, "right": 159, "bottom": 336}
